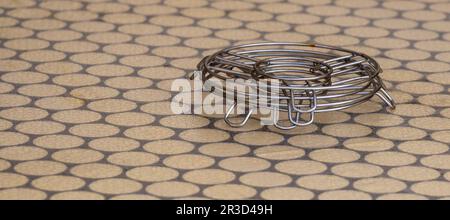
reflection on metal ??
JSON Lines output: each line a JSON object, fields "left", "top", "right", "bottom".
{"left": 196, "top": 42, "right": 395, "bottom": 130}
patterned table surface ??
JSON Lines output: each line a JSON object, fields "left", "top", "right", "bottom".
{"left": 1, "top": 0, "right": 450, "bottom": 200}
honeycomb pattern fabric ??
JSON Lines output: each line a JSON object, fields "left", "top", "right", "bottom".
{"left": 1, "top": 0, "right": 450, "bottom": 200}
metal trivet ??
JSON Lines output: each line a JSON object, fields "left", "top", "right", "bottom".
{"left": 194, "top": 42, "right": 395, "bottom": 130}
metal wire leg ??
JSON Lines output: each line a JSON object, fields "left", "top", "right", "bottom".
{"left": 290, "top": 89, "right": 317, "bottom": 113}
{"left": 224, "top": 102, "right": 254, "bottom": 127}
{"left": 376, "top": 87, "right": 396, "bottom": 110}
{"left": 271, "top": 107, "right": 299, "bottom": 130}
{"left": 287, "top": 101, "right": 315, "bottom": 126}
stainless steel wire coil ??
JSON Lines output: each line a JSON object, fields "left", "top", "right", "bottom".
{"left": 195, "top": 42, "right": 396, "bottom": 130}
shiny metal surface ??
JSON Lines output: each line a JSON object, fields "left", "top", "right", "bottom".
{"left": 197, "top": 42, "right": 395, "bottom": 129}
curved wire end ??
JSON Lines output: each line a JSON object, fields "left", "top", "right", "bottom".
{"left": 376, "top": 87, "right": 396, "bottom": 110}
{"left": 271, "top": 108, "right": 298, "bottom": 130}
{"left": 224, "top": 103, "right": 254, "bottom": 127}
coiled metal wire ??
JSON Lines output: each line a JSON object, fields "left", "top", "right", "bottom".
{"left": 195, "top": 42, "right": 395, "bottom": 130}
